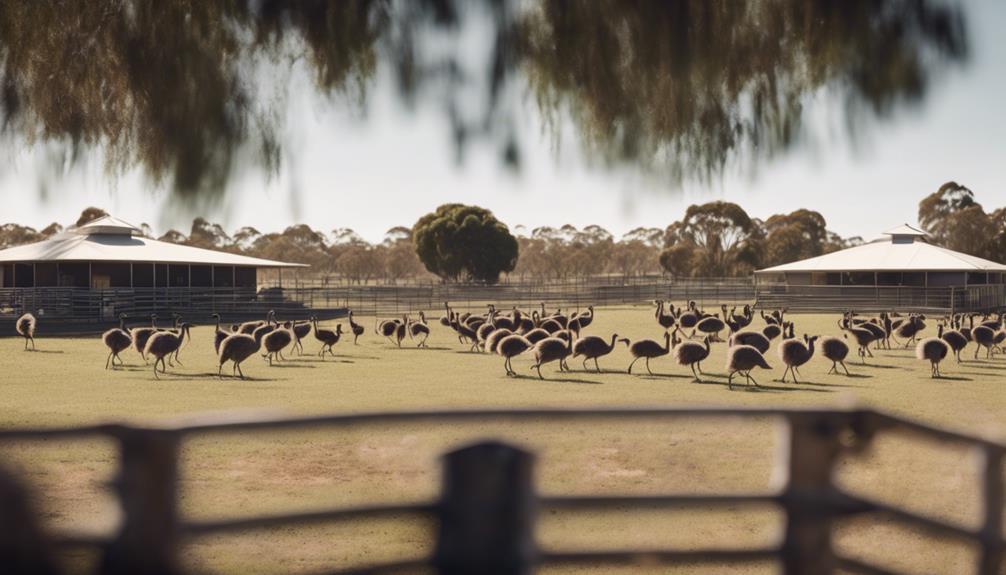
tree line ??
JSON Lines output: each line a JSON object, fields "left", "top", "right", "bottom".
{"left": 0, "top": 183, "right": 1001, "bottom": 284}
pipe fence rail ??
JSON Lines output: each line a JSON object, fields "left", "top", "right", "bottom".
{"left": 0, "top": 407, "right": 1002, "bottom": 575}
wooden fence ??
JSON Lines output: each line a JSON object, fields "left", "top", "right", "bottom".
{"left": 754, "top": 283, "right": 1006, "bottom": 314}
{"left": 0, "top": 407, "right": 1002, "bottom": 574}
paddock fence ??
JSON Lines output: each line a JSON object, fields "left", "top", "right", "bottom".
{"left": 0, "top": 407, "right": 1002, "bottom": 574}
{"left": 753, "top": 284, "right": 1006, "bottom": 314}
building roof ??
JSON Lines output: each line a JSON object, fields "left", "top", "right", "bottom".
{"left": 756, "top": 227, "right": 1006, "bottom": 274}
{"left": 0, "top": 217, "right": 306, "bottom": 268}
{"left": 883, "top": 223, "right": 928, "bottom": 237}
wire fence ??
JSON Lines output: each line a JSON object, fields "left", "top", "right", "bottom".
{"left": 0, "top": 406, "right": 1002, "bottom": 574}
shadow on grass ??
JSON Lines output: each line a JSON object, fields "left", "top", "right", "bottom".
{"left": 262, "top": 363, "right": 317, "bottom": 369}
{"left": 931, "top": 375, "right": 974, "bottom": 382}
{"left": 856, "top": 363, "right": 903, "bottom": 370}
{"left": 509, "top": 373, "right": 603, "bottom": 385}
{"left": 23, "top": 349, "right": 64, "bottom": 354}
{"left": 395, "top": 346, "right": 452, "bottom": 351}
{"left": 694, "top": 378, "right": 833, "bottom": 393}
{"left": 636, "top": 372, "right": 695, "bottom": 381}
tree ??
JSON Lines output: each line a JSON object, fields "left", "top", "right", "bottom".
{"left": 918, "top": 182, "right": 978, "bottom": 246}
{"left": 669, "top": 201, "right": 756, "bottom": 276}
{"left": 659, "top": 243, "right": 697, "bottom": 278}
{"left": 412, "top": 204, "right": 518, "bottom": 283}
{"left": 188, "top": 217, "right": 231, "bottom": 249}
{"left": 75, "top": 207, "right": 108, "bottom": 227}
{"left": 157, "top": 230, "right": 188, "bottom": 244}
{"left": 0, "top": 224, "right": 42, "bottom": 249}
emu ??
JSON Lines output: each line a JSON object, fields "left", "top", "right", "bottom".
{"left": 654, "top": 300, "right": 675, "bottom": 331}
{"left": 621, "top": 331, "right": 672, "bottom": 376}
{"left": 146, "top": 323, "right": 191, "bottom": 379}
{"left": 291, "top": 320, "right": 312, "bottom": 354}
{"left": 497, "top": 334, "right": 532, "bottom": 376}
{"left": 15, "top": 312, "right": 36, "bottom": 351}
{"left": 672, "top": 332, "right": 711, "bottom": 382}
{"left": 972, "top": 325, "right": 997, "bottom": 359}
{"left": 819, "top": 336, "right": 851, "bottom": 376}
{"left": 408, "top": 312, "right": 431, "bottom": 348}
{"left": 916, "top": 330, "right": 950, "bottom": 378}
{"left": 131, "top": 314, "right": 159, "bottom": 362}
{"left": 211, "top": 313, "right": 230, "bottom": 354}
{"left": 102, "top": 313, "right": 132, "bottom": 369}
{"left": 940, "top": 323, "right": 968, "bottom": 363}
{"left": 348, "top": 311, "right": 365, "bottom": 344}
{"left": 728, "top": 331, "right": 770, "bottom": 354}
{"left": 262, "top": 322, "right": 294, "bottom": 365}
{"left": 725, "top": 344, "right": 771, "bottom": 389}
{"left": 569, "top": 306, "right": 594, "bottom": 333}
{"left": 238, "top": 310, "right": 272, "bottom": 334}
{"left": 522, "top": 328, "right": 550, "bottom": 345}
{"left": 484, "top": 328, "right": 514, "bottom": 354}
{"left": 693, "top": 314, "right": 726, "bottom": 341}
{"left": 218, "top": 324, "right": 269, "bottom": 379}
{"left": 312, "top": 317, "right": 343, "bottom": 358}
{"left": 838, "top": 317, "right": 879, "bottom": 362}
{"left": 777, "top": 334, "right": 817, "bottom": 384}
{"left": 530, "top": 334, "right": 573, "bottom": 380}
{"left": 571, "top": 333, "right": 618, "bottom": 372}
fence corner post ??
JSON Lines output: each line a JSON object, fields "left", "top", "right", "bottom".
{"left": 100, "top": 428, "right": 182, "bottom": 575}
{"left": 434, "top": 440, "right": 537, "bottom": 575}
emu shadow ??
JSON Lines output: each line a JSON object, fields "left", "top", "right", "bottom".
{"left": 509, "top": 374, "right": 602, "bottom": 385}
{"left": 22, "top": 349, "right": 64, "bottom": 354}
{"left": 930, "top": 375, "right": 973, "bottom": 382}
{"left": 262, "top": 363, "right": 317, "bottom": 369}
{"left": 637, "top": 372, "right": 694, "bottom": 381}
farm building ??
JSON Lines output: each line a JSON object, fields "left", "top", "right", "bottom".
{"left": 0, "top": 216, "right": 323, "bottom": 327}
{"left": 754, "top": 224, "right": 1006, "bottom": 312}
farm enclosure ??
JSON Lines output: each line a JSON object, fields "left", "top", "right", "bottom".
{"left": 0, "top": 306, "right": 1003, "bottom": 574}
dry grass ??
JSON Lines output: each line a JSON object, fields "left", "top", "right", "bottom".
{"left": 0, "top": 305, "right": 1003, "bottom": 574}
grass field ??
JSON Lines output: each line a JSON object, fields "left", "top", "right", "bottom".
{"left": 1, "top": 305, "right": 1004, "bottom": 574}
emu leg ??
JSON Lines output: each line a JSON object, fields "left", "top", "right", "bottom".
{"left": 106, "top": 352, "right": 114, "bottom": 370}
{"left": 595, "top": 358, "right": 601, "bottom": 373}
{"left": 627, "top": 357, "right": 639, "bottom": 374}
{"left": 645, "top": 358, "right": 653, "bottom": 375}
{"left": 841, "top": 361, "right": 850, "bottom": 376}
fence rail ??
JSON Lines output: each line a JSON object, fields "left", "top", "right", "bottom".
{"left": 0, "top": 407, "right": 1002, "bottom": 575}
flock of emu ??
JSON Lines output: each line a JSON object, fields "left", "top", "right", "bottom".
{"left": 10, "top": 300, "right": 1006, "bottom": 385}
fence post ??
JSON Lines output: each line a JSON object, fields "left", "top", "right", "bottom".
{"left": 100, "top": 428, "right": 181, "bottom": 575}
{"left": 978, "top": 446, "right": 1004, "bottom": 575}
{"left": 781, "top": 413, "right": 853, "bottom": 575}
{"left": 434, "top": 441, "right": 536, "bottom": 575}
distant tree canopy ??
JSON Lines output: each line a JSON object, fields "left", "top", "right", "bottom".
{"left": 412, "top": 204, "right": 519, "bottom": 284}
{"left": 918, "top": 182, "right": 1003, "bottom": 261}
{"left": 0, "top": 0, "right": 968, "bottom": 201}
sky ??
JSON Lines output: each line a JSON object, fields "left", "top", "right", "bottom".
{"left": 0, "top": 0, "right": 1003, "bottom": 244}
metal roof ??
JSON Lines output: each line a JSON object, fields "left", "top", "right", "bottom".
{"left": 882, "top": 223, "right": 928, "bottom": 237}
{"left": 0, "top": 217, "right": 306, "bottom": 268}
{"left": 756, "top": 231, "right": 1006, "bottom": 274}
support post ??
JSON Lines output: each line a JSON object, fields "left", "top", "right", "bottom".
{"left": 434, "top": 441, "right": 536, "bottom": 575}
{"left": 100, "top": 428, "right": 181, "bottom": 575}
{"left": 978, "top": 446, "right": 1004, "bottom": 575}
{"left": 781, "top": 413, "right": 853, "bottom": 575}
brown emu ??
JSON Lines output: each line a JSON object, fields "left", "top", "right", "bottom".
{"left": 218, "top": 324, "right": 269, "bottom": 379}
{"left": 728, "top": 331, "right": 770, "bottom": 354}
{"left": 211, "top": 313, "right": 230, "bottom": 354}
{"left": 312, "top": 318, "right": 343, "bottom": 358}
{"left": 497, "top": 334, "right": 532, "bottom": 376}
{"left": 777, "top": 335, "right": 817, "bottom": 383}
{"left": 819, "top": 336, "right": 851, "bottom": 376}
{"left": 102, "top": 313, "right": 132, "bottom": 369}
{"left": 569, "top": 306, "right": 594, "bottom": 333}
{"left": 838, "top": 317, "right": 879, "bottom": 362}
{"left": 522, "top": 328, "right": 550, "bottom": 345}
{"left": 530, "top": 334, "right": 573, "bottom": 380}
{"left": 145, "top": 323, "right": 191, "bottom": 379}
{"left": 672, "top": 332, "right": 711, "bottom": 381}
{"left": 131, "top": 314, "right": 159, "bottom": 362}
{"left": 484, "top": 328, "right": 514, "bottom": 354}
{"left": 725, "top": 345, "right": 771, "bottom": 389}
{"left": 262, "top": 322, "right": 294, "bottom": 365}
{"left": 622, "top": 331, "right": 672, "bottom": 376}
{"left": 972, "top": 325, "right": 997, "bottom": 359}
{"left": 940, "top": 323, "right": 968, "bottom": 362}
{"left": 291, "top": 320, "right": 312, "bottom": 354}
{"left": 15, "top": 312, "right": 36, "bottom": 351}
{"left": 348, "top": 311, "right": 365, "bottom": 344}
{"left": 572, "top": 333, "right": 618, "bottom": 372}
{"left": 916, "top": 332, "right": 950, "bottom": 378}
{"left": 654, "top": 301, "right": 675, "bottom": 331}
{"left": 408, "top": 312, "right": 431, "bottom": 348}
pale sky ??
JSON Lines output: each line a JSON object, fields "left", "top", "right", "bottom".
{"left": 0, "top": 0, "right": 1003, "bottom": 244}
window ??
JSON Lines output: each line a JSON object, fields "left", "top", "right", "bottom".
{"left": 191, "top": 265, "right": 213, "bottom": 287}
{"left": 133, "top": 263, "right": 154, "bottom": 287}
{"left": 213, "top": 266, "right": 234, "bottom": 288}
{"left": 35, "top": 263, "right": 57, "bottom": 287}
{"left": 901, "top": 272, "right": 926, "bottom": 287}
{"left": 235, "top": 267, "right": 257, "bottom": 288}
{"left": 155, "top": 264, "right": 168, "bottom": 288}
{"left": 0, "top": 264, "right": 11, "bottom": 288}
{"left": 168, "top": 264, "right": 190, "bottom": 287}
{"left": 967, "top": 272, "right": 989, "bottom": 285}
{"left": 58, "top": 263, "right": 90, "bottom": 287}
{"left": 877, "top": 272, "right": 902, "bottom": 286}
{"left": 91, "top": 263, "right": 131, "bottom": 288}
{"left": 14, "top": 263, "right": 34, "bottom": 287}
{"left": 825, "top": 273, "right": 842, "bottom": 286}
{"left": 843, "top": 272, "right": 874, "bottom": 286}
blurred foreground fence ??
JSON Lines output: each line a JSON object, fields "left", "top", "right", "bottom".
{"left": 1, "top": 407, "right": 1003, "bottom": 575}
